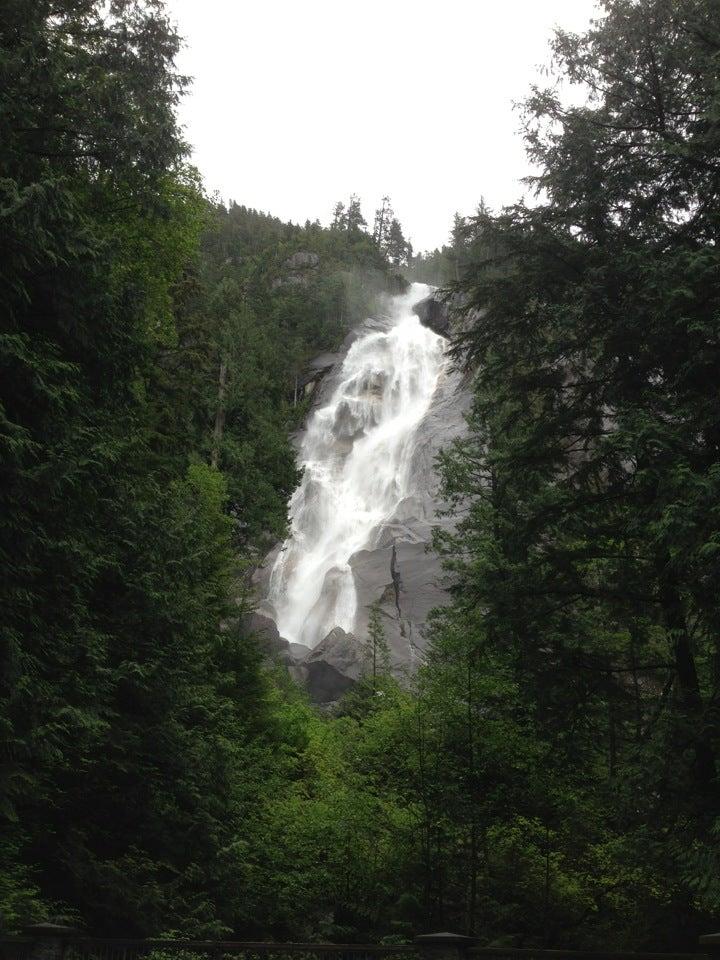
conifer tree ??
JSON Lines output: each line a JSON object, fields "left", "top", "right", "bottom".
{"left": 345, "top": 193, "right": 367, "bottom": 233}
{"left": 331, "top": 200, "right": 346, "bottom": 230}
{"left": 386, "top": 218, "right": 410, "bottom": 266}
{"left": 365, "top": 600, "right": 391, "bottom": 691}
{"left": 431, "top": 0, "right": 720, "bottom": 942}
{"left": 373, "top": 195, "right": 393, "bottom": 250}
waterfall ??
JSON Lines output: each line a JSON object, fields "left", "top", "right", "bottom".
{"left": 268, "top": 282, "right": 446, "bottom": 648}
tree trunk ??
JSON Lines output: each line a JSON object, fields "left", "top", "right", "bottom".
{"left": 657, "top": 558, "right": 716, "bottom": 790}
{"left": 211, "top": 358, "right": 228, "bottom": 469}
{"left": 467, "top": 654, "right": 478, "bottom": 934}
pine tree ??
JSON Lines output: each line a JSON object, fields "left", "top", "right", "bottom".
{"left": 373, "top": 195, "right": 393, "bottom": 250}
{"left": 345, "top": 193, "right": 367, "bottom": 233}
{"left": 0, "top": 0, "right": 278, "bottom": 934}
{"left": 331, "top": 200, "right": 346, "bottom": 230}
{"left": 386, "top": 217, "right": 410, "bottom": 266}
{"left": 365, "top": 600, "right": 391, "bottom": 691}
{"left": 433, "top": 0, "right": 720, "bottom": 944}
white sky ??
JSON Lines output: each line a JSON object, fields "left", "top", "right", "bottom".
{"left": 167, "top": 0, "right": 600, "bottom": 252}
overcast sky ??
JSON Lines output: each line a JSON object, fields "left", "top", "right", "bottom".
{"left": 167, "top": 0, "right": 600, "bottom": 252}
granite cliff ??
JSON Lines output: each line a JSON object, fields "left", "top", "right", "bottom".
{"left": 251, "top": 284, "right": 470, "bottom": 702}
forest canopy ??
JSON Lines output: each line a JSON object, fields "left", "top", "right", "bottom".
{"left": 2, "top": 0, "right": 720, "bottom": 952}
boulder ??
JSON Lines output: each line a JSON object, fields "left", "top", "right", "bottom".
{"left": 298, "top": 350, "right": 343, "bottom": 397}
{"left": 305, "top": 626, "right": 365, "bottom": 680}
{"left": 289, "top": 642, "right": 312, "bottom": 661}
{"left": 413, "top": 290, "right": 486, "bottom": 339}
{"left": 241, "top": 610, "right": 293, "bottom": 662}
{"left": 242, "top": 610, "right": 281, "bottom": 649}
{"left": 299, "top": 659, "right": 356, "bottom": 704}
{"left": 294, "top": 627, "right": 364, "bottom": 703}
{"left": 413, "top": 294, "right": 450, "bottom": 335}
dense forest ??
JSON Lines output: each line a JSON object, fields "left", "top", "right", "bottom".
{"left": 2, "top": 0, "right": 720, "bottom": 952}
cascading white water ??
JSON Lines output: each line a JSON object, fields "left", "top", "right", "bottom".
{"left": 268, "top": 282, "right": 446, "bottom": 648}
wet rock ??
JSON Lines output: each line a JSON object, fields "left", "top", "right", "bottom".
{"left": 307, "top": 626, "right": 365, "bottom": 679}
{"left": 253, "top": 302, "right": 472, "bottom": 696}
{"left": 413, "top": 290, "right": 485, "bottom": 340}
{"left": 242, "top": 610, "right": 282, "bottom": 651}
{"left": 293, "top": 627, "right": 363, "bottom": 703}
{"left": 297, "top": 350, "right": 343, "bottom": 401}
{"left": 289, "top": 642, "right": 312, "bottom": 661}
{"left": 241, "top": 610, "right": 294, "bottom": 664}
{"left": 413, "top": 294, "right": 451, "bottom": 335}
{"left": 350, "top": 539, "right": 454, "bottom": 673}
{"left": 300, "top": 659, "right": 356, "bottom": 704}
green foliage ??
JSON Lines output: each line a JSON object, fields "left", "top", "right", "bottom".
{"left": 0, "top": 0, "right": 409, "bottom": 940}
{"left": 0, "top": 0, "right": 289, "bottom": 938}
{"left": 406, "top": 213, "right": 476, "bottom": 285}
{"left": 419, "top": 0, "right": 720, "bottom": 948}
{"left": 5, "top": 0, "right": 720, "bottom": 950}
{"left": 0, "top": 831, "right": 46, "bottom": 932}
{"left": 180, "top": 197, "right": 403, "bottom": 551}
{"left": 363, "top": 601, "right": 391, "bottom": 691}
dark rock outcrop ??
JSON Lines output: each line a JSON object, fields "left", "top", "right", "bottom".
{"left": 298, "top": 350, "right": 342, "bottom": 399}
{"left": 291, "top": 627, "right": 363, "bottom": 703}
{"left": 413, "top": 294, "right": 450, "bottom": 335}
{"left": 414, "top": 289, "right": 486, "bottom": 340}
{"left": 242, "top": 610, "right": 282, "bottom": 651}
{"left": 297, "top": 659, "right": 356, "bottom": 704}
{"left": 241, "top": 610, "right": 296, "bottom": 664}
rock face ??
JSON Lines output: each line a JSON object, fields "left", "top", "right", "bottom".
{"left": 253, "top": 293, "right": 471, "bottom": 704}
{"left": 414, "top": 288, "right": 485, "bottom": 340}
{"left": 284, "top": 251, "right": 320, "bottom": 271}
{"left": 271, "top": 250, "right": 321, "bottom": 290}
{"left": 413, "top": 294, "right": 451, "bottom": 335}
{"left": 241, "top": 609, "right": 295, "bottom": 664}
{"left": 297, "top": 350, "right": 342, "bottom": 399}
{"left": 242, "top": 609, "right": 283, "bottom": 652}
{"left": 289, "top": 642, "right": 312, "bottom": 661}
{"left": 347, "top": 359, "right": 470, "bottom": 675}
{"left": 292, "top": 627, "right": 364, "bottom": 704}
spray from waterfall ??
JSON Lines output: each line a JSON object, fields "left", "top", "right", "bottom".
{"left": 268, "top": 283, "right": 446, "bottom": 648}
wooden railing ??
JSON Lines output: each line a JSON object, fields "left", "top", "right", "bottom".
{"left": 0, "top": 937, "right": 417, "bottom": 960}
{"left": 63, "top": 942, "right": 414, "bottom": 960}
{"left": 0, "top": 927, "right": 716, "bottom": 960}
{"left": 467, "top": 951, "right": 705, "bottom": 960}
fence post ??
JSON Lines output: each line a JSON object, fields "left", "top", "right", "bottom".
{"left": 22, "top": 924, "right": 80, "bottom": 960}
{"left": 414, "top": 933, "right": 475, "bottom": 960}
{"left": 701, "top": 933, "right": 720, "bottom": 957}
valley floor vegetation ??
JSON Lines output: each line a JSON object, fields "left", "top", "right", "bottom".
{"left": 2, "top": 0, "right": 720, "bottom": 951}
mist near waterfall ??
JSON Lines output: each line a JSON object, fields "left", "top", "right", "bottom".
{"left": 268, "top": 283, "right": 446, "bottom": 648}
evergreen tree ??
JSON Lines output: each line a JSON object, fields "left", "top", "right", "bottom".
{"left": 345, "top": 194, "right": 367, "bottom": 233}
{"left": 331, "top": 200, "right": 346, "bottom": 230}
{"left": 365, "top": 601, "right": 391, "bottom": 691}
{"left": 386, "top": 218, "right": 410, "bottom": 266}
{"left": 373, "top": 196, "right": 393, "bottom": 250}
{"left": 429, "top": 0, "right": 720, "bottom": 946}
{"left": 0, "top": 0, "right": 277, "bottom": 935}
